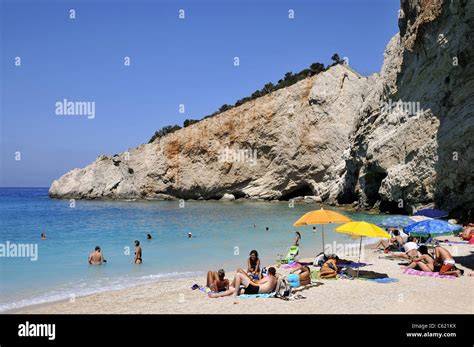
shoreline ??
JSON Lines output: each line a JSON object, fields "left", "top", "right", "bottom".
{"left": 11, "top": 238, "right": 473, "bottom": 314}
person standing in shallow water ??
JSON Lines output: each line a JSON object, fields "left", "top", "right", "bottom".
{"left": 134, "top": 240, "right": 142, "bottom": 264}
{"left": 88, "top": 246, "right": 106, "bottom": 265}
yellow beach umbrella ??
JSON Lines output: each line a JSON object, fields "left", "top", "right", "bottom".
{"left": 335, "top": 221, "right": 390, "bottom": 277}
{"left": 293, "top": 208, "right": 352, "bottom": 254}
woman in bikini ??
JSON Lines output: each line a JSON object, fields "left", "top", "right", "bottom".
{"left": 134, "top": 240, "right": 142, "bottom": 264}
{"left": 406, "top": 245, "right": 434, "bottom": 272}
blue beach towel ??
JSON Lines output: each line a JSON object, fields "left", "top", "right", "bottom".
{"left": 238, "top": 292, "right": 275, "bottom": 299}
{"left": 366, "top": 278, "right": 399, "bottom": 284}
{"left": 337, "top": 262, "right": 371, "bottom": 269}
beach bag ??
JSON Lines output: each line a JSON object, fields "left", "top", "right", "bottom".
{"left": 274, "top": 275, "right": 290, "bottom": 297}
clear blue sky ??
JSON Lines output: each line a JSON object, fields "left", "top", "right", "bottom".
{"left": 1, "top": 0, "right": 400, "bottom": 187}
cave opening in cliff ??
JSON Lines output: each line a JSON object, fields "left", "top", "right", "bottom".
{"left": 280, "top": 183, "right": 313, "bottom": 201}
{"left": 362, "top": 170, "right": 388, "bottom": 207}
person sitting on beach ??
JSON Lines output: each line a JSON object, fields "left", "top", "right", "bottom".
{"left": 146, "top": 233, "right": 152, "bottom": 240}
{"left": 290, "top": 264, "right": 311, "bottom": 286}
{"left": 209, "top": 267, "right": 277, "bottom": 298}
{"left": 433, "top": 246, "right": 463, "bottom": 277}
{"left": 390, "top": 236, "right": 419, "bottom": 260}
{"left": 374, "top": 230, "right": 404, "bottom": 251}
{"left": 247, "top": 250, "right": 261, "bottom": 280}
{"left": 134, "top": 240, "right": 142, "bottom": 264}
{"left": 41, "top": 232, "right": 47, "bottom": 240}
{"left": 320, "top": 254, "right": 339, "bottom": 279}
{"left": 293, "top": 231, "right": 301, "bottom": 247}
{"left": 206, "top": 269, "right": 229, "bottom": 293}
{"left": 88, "top": 246, "right": 106, "bottom": 265}
{"left": 405, "top": 245, "right": 434, "bottom": 272}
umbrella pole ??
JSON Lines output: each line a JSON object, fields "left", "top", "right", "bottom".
{"left": 357, "top": 236, "right": 363, "bottom": 279}
{"left": 322, "top": 225, "right": 325, "bottom": 255}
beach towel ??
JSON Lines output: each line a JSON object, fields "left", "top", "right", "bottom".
{"left": 337, "top": 262, "right": 371, "bottom": 269}
{"left": 283, "top": 262, "right": 300, "bottom": 269}
{"left": 440, "top": 240, "right": 468, "bottom": 245}
{"left": 238, "top": 292, "right": 275, "bottom": 299}
{"left": 402, "top": 268, "right": 456, "bottom": 279}
{"left": 311, "top": 270, "right": 338, "bottom": 281}
{"left": 366, "top": 278, "right": 399, "bottom": 284}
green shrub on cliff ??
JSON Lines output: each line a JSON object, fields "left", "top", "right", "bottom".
{"left": 148, "top": 125, "right": 182, "bottom": 143}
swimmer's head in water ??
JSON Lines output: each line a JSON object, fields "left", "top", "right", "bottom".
{"left": 95, "top": 246, "right": 101, "bottom": 252}
{"left": 135, "top": 240, "right": 140, "bottom": 246}
{"left": 147, "top": 234, "right": 152, "bottom": 239}
{"left": 218, "top": 269, "right": 225, "bottom": 279}
{"left": 267, "top": 267, "right": 276, "bottom": 276}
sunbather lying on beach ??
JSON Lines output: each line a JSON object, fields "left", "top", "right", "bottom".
{"left": 206, "top": 269, "right": 229, "bottom": 292}
{"left": 390, "top": 236, "right": 419, "bottom": 260}
{"left": 88, "top": 246, "right": 106, "bottom": 265}
{"left": 405, "top": 245, "right": 434, "bottom": 272}
{"left": 290, "top": 264, "right": 311, "bottom": 285}
{"left": 247, "top": 250, "right": 261, "bottom": 280}
{"left": 373, "top": 230, "right": 404, "bottom": 251}
{"left": 208, "top": 267, "right": 277, "bottom": 298}
{"left": 320, "top": 254, "right": 339, "bottom": 279}
{"left": 433, "top": 246, "right": 463, "bottom": 277}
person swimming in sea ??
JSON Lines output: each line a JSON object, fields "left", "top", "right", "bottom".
{"left": 134, "top": 240, "right": 142, "bottom": 264}
{"left": 146, "top": 233, "right": 152, "bottom": 240}
{"left": 88, "top": 246, "right": 106, "bottom": 265}
{"left": 188, "top": 232, "right": 192, "bottom": 239}
{"left": 41, "top": 232, "right": 46, "bottom": 240}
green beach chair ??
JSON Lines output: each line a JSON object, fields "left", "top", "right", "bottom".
{"left": 278, "top": 245, "right": 299, "bottom": 264}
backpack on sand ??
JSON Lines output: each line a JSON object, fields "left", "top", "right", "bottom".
{"left": 274, "top": 274, "right": 291, "bottom": 298}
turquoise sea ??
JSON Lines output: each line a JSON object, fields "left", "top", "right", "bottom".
{"left": 0, "top": 187, "right": 389, "bottom": 312}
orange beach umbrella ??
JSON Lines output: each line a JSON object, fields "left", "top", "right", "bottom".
{"left": 293, "top": 208, "right": 352, "bottom": 254}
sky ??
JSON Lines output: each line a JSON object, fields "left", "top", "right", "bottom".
{"left": 0, "top": 0, "right": 400, "bottom": 187}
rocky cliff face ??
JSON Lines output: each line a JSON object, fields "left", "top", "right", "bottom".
{"left": 50, "top": 0, "right": 473, "bottom": 216}
{"left": 334, "top": 0, "right": 473, "bottom": 216}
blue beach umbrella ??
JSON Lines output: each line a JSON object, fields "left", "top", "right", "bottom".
{"left": 379, "top": 216, "right": 415, "bottom": 229}
{"left": 403, "top": 220, "right": 462, "bottom": 237}
{"left": 413, "top": 209, "right": 448, "bottom": 219}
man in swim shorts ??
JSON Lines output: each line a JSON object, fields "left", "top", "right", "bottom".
{"left": 290, "top": 264, "right": 311, "bottom": 285}
{"left": 434, "top": 245, "right": 462, "bottom": 276}
{"left": 208, "top": 267, "right": 277, "bottom": 298}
